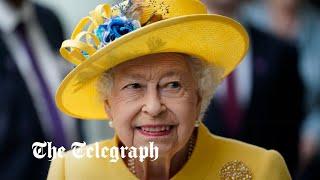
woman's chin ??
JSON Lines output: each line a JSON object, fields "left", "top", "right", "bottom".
{"left": 131, "top": 126, "right": 179, "bottom": 157}
{"left": 156, "top": 143, "right": 175, "bottom": 155}
{"left": 135, "top": 141, "right": 175, "bottom": 157}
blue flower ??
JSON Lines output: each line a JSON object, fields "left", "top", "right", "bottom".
{"left": 81, "top": 50, "right": 89, "bottom": 58}
{"left": 95, "top": 16, "right": 140, "bottom": 47}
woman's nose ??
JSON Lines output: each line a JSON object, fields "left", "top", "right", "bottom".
{"left": 141, "top": 88, "right": 166, "bottom": 117}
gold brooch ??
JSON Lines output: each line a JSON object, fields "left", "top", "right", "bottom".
{"left": 220, "top": 160, "right": 253, "bottom": 180}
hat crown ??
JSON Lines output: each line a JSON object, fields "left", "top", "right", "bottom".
{"left": 60, "top": 0, "right": 207, "bottom": 65}
{"left": 119, "top": 0, "right": 207, "bottom": 24}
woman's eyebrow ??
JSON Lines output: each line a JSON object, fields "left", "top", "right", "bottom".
{"left": 119, "top": 71, "right": 146, "bottom": 80}
{"left": 161, "top": 71, "right": 181, "bottom": 78}
{"left": 121, "top": 70, "right": 182, "bottom": 80}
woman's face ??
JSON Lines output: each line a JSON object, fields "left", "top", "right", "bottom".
{"left": 104, "top": 53, "right": 201, "bottom": 157}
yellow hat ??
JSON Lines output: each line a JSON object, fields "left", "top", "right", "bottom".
{"left": 56, "top": 0, "right": 249, "bottom": 120}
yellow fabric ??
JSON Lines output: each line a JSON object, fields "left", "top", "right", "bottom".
{"left": 47, "top": 123, "right": 291, "bottom": 180}
{"left": 55, "top": 0, "right": 249, "bottom": 120}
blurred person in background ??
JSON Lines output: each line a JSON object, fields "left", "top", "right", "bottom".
{"left": 201, "top": 0, "right": 304, "bottom": 175}
{"left": 243, "top": 0, "right": 320, "bottom": 174}
{"left": 310, "top": 0, "right": 320, "bottom": 8}
{"left": 299, "top": 151, "right": 320, "bottom": 179}
{"left": 0, "top": 0, "right": 80, "bottom": 179}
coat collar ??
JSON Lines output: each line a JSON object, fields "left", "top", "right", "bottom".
{"left": 172, "top": 123, "right": 216, "bottom": 179}
{"left": 98, "top": 123, "right": 216, "bottom": 179}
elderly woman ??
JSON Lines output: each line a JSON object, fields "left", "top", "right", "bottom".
{"left": 47, "top": 0, "right": 291, "bottom": 179}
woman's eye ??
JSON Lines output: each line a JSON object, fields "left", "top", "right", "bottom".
{"left": 166, "top": 81, "right": 181, "bottom": 89}
{"left": 124, "top": 83, "right": 142, "bottom": 89}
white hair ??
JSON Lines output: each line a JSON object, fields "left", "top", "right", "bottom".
{"left": 97, "top": 54, "right": 224, "bottom": 121}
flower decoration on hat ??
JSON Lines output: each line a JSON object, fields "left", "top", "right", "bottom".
{"left": 95, "top": 16, "right": 141, "bottom": 47}
{"left": 60, "top": 0, "right": 172, "bottom": 65}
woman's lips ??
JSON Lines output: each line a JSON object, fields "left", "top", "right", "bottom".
{"left": 136, "top": 125, "right": 174, "bottom": 137}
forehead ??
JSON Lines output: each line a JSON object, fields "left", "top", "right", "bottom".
{"left": 112, "top": 53, "right": 191, "bottom": 78}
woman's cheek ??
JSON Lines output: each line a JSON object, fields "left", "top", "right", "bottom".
{"left": 111, "top": 99, "right": 143, "bottom": 147}
{"left": 166, "top": 98, "right": 197, "bottom": 122}
{"left": 166, "top": 94, "right": 198, "bottom": 143}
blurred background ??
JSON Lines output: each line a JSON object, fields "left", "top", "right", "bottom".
{"left": 0, "top": 0, "right": 319, "bottom": 179}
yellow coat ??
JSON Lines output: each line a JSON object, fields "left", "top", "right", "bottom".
{"left": 47, "top": 123, "right": 291, "bottom": 180}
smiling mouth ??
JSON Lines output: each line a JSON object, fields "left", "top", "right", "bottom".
{"left": 136, "top": 125, "right": 175, "bottom": 137}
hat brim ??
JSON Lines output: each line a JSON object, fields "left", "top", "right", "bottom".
{"left": 56, "top": 14, "right": 249, "bottom": 120}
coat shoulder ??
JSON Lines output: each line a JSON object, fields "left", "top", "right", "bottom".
{"left": 47, "top": 139, "right": 115, "bottom": 180}
{"left": 204, "top": 134, "right": 292, "bottom": 180}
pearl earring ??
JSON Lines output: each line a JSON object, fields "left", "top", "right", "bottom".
{"left": 194, "top": 120, "right": 201, "bottom": 127}
{"left": 108, "top": 120, "right": 114, "bottom": 128}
